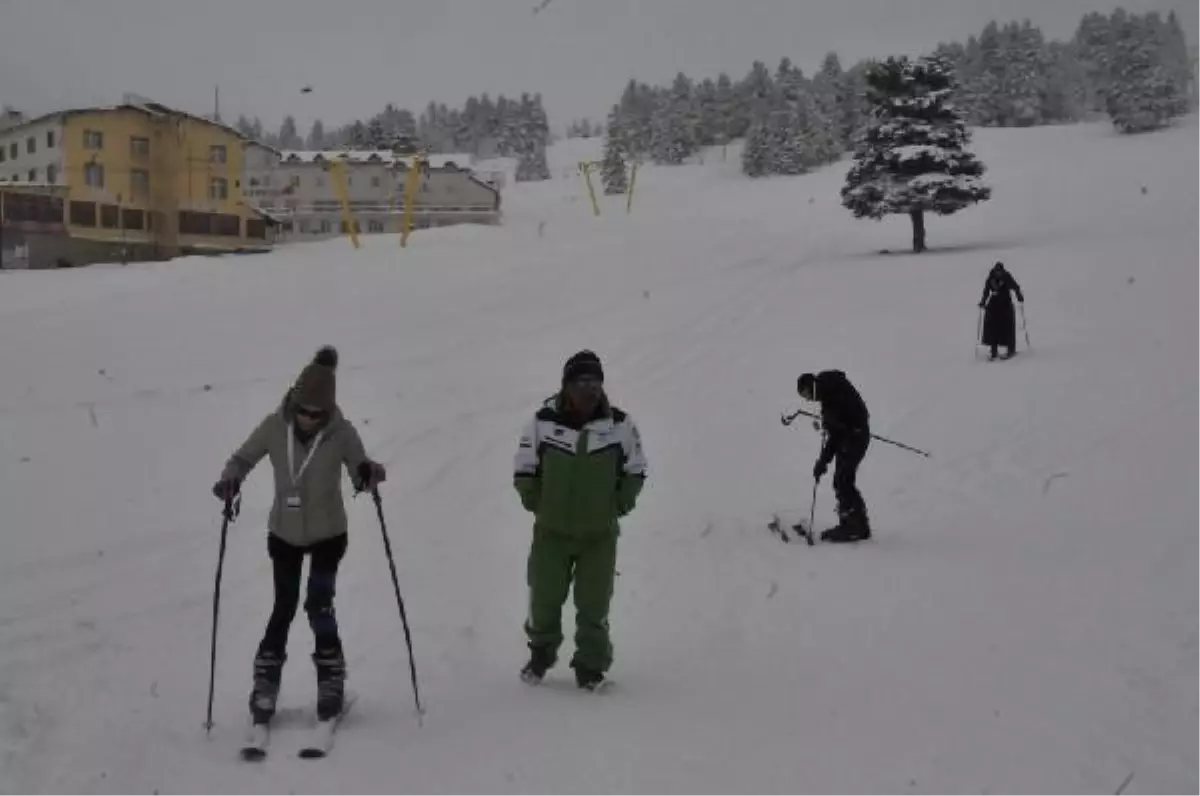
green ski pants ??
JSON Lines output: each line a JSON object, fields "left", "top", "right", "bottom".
{"left": 524, "top": 527, "right": 618, "bottom": 673}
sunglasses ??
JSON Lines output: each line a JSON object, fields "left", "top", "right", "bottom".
{"left": 295, "top": 405, "right": 327, "bottom": 420}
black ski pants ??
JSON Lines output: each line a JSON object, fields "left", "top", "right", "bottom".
{"left": 257, "top": 532, "right": 348, "bottom": 659}
{"left": 832, "top": 431, "right": 870, "bottom": 518}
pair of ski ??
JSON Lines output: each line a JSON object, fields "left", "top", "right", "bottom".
{"left": 768, "top": 514, "right": 814, "bottom": 546}
{"left": 239, "top": 691, "right": 357, "bottom": 761}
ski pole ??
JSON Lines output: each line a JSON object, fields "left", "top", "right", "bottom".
{"left": 975, "top": 307, "right": 984, "bottom": 360}
{"left": 1019, "top": 303, "right": 1031, "bottom": 351}
{"left": 370, "top": 487, "right": 425, "bottom": 724}
{"left": 781, "top": 406, "right": 931, "bottom": 458}
{"left": 205, "top": 493, "right": 240, "bottom": 735}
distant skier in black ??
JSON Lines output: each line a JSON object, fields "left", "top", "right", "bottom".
{"left": 979, "top": 261, "right": 1025, "bottom": 360}
{"left": 797, "top": 370, "right": 871, "bottom": 542}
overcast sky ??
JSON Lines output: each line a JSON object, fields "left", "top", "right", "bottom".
{"left": 0, "top": 0, "right": 1194, "bottom": 134}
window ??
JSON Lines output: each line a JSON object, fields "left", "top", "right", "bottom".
{"left": 319, "top": 219, "right": 332, "bottom": 234}
{"left": 315, "top": 176, "right": 325, "bottom": 188}
{"left": 83, "top": 129, "right": 103, "bottom": 150}
{"left": 3, "top": 193, "right": 64, "bottom": 224}
{"left": 122, "top": 208, "right": 145, "bottom": 231}
{"left": 131, "top": 169, "right": 150, "bottom": 198}
{"left": 209, "top": 177, "right": 228, "bottom": 200}
{"left": 371, "top": 176, "right": 381, "bottom": 188}
{"left": 130, "top": 137, "right": 150, "bottom": 157}
{"left": 9, "top": 143, "right": 16, "bottom": 159}
{"left": 179, "top": 211, "right": 212, "bottom": 236}
{"left": 85, "top": 163, "right": 105, "bottom": 188}
{"left": 26, "top": 137, "right": 35, "bottom": 154}
{"left": 246, "top": 218, "right": 267, "bottom": 239}
{"left": 0, "top": 147, "right": 6, "bottom": 164}
{"left": 27, "top": 168, "right": 37, "bottom": 182}
{"left": 47, "top": 130, "right": 55, "bottom": 148}
{"left": 70, "top": 201, "right": 97, "bottom": 227}
{"left": 213, "top": 214, "right": 240, "bottom": 236}
{"left": 209, "top": 145, "right": 227, "bottom": 164}
{"left": 100, "top": 204, "right": 120, "bottom": 229}
{"left": 368, "top": 220, "right": 384, "bottom": 233}
{"left": 46, "top": 164, "right": 57, "bottom": 183}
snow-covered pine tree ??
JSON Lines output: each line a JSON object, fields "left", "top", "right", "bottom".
{"left": 971, "top": 21, "right": 1007, "bottom": 126}
{"left": 733, "top": 60, "right": 773, "bottom": 140}
{"left": 695, "top": 78, "right": 720, "bottom": 147}
{"left": 812, "top": 51, "right": 850, "bottom": 153}
{"left": 650, "top": 73, "right": 697, "bottom": 165}
{"left": 1042, "top": 40, "right": 1087, "bottom": 123}
{"left": 1001, "top": 20, "right": 1049, "bottom": 126}
{"left": 769, "top": 60, "right": 809, "bottom": 175}
{"left": 601, "top": 105, "right": 628, "bottom": 195}
{"left": 714, "top": 72, "right": 737, "bottom": 148}
{"left": 514, "top": 94, "right": 551, "bottom": 182}
{"left": 306, "top": 119, "right": 326, "bottom": 149}
{"left": 740, "top": 116, "right": 772, "bottom": 177}
{"left": 841, "top": 54, "right": 991, "bottom": 253}
{"left": 1161, "top": 11, "right": 1194, "bottom": 110}
{"left": 1073, "top": 11, "right": 1114, "bottom": 115}
{"left": 366, "top": 117, "right": 387, "bottom": 149}
{"left": 275, "top": 116, "right": 300, "bottom": 149}
{"left": 1106, "top": 10, "right": 1187, "bottom": 133}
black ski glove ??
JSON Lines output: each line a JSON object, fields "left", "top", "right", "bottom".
{"left": 212, "top": 478, "right": 240, "bottom": 502}
{"left": 355, "top": 460, "right": 386, "bottom": 491}
{"left": 813, "top": 459, "right": 828, "bottom": 480}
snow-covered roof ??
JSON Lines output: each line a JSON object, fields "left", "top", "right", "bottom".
{"left": 279, "top": 150, "right": 474, "bottom": 170}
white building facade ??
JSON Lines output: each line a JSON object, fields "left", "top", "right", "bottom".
{"left": 0, "top": 113, "right": 65, "bottom": 187}
{"left": 242, "top": 149, "right": 501, "bottom": 242}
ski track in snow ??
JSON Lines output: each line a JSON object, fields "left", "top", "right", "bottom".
{"left": 0, "top": 118, "right": 1195, "bottom": 794}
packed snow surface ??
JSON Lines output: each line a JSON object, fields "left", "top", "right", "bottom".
{"left": 0, "top": 117, "right": 1195, "bottom": 794}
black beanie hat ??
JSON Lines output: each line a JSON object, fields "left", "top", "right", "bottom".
{"left": 563, "top": 350, "right": 604, "bottom": 384}
{"left": 797, "top": 373, "right": 816, "bottom": 396}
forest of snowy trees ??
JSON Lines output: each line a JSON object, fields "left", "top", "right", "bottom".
{"left": 599, "top": 6, "right": 1194, "bottom": 190}
{"left": 232, "top": 92, "right": 553, "bottom": 182}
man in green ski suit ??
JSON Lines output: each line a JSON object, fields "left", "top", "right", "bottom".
{"left": 513, "top": 350, "right": 647, "bottom": 691}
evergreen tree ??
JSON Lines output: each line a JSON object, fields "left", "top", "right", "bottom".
{"left": 1106, "top": 10, "right": 1188, "bottom": 133}
{"left": 601, "top": 106, "right": 628, "bottom": 194}
{"left": 650, "top": 73, "right": 697, "bottom": 165}
{"left": 278, "top": 115, "right": 303, "bottom": 149}
{"left": 366, "top": 117, "right": 387, "bottom": 149}
{"left": 740, "top": 117, "right": 772, "bottom": 177}
{"left": 841, "top": 55, "right": 991, "bottom": 253}
{"left": 1073, "top": 11, "right": 1114, "bottom": 115}
{"left": 306, "top": 119, "right": 326, "bottom": 149}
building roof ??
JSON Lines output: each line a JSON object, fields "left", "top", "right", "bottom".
{"left": 0, "top": 100, "right": 272, "bottom": 151}
{"left": 279, "top": 150, "right": 474, "bottom": 170}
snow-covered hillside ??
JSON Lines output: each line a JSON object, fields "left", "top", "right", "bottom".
{"left": 0, "top": 117, "right": 1195, "bottom": 794}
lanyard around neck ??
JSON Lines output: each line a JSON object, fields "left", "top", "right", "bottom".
{"left": 287, "top": 425, "right": 326, "bottom": 487}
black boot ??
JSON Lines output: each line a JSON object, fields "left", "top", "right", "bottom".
{"left": 313, "top": 647, "right": 346, "bottom": 721}
{"left": 520, "top": 645, "right": 556, "bottom": 684}
{"left": 573, "top": 663, "right": 606, "bottom": 692}
{"left": 822, "top": 508, "right": 870, "bottom": 542}
{"left": 248, "top": 650, "right": 285, "bottom": 724}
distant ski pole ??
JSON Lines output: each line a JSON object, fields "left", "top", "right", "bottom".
{"left": 975, "top": 307, "right": 984, "bottom": 360}
{"left": 781, "top": 406, "right": 931, "bottom": 458}
{"left": 370, "top": 487, "right": 425, "bottom": 724}
{"left": 1019, "top": 303, "right": 1031, "bottom": 351}
{"left": 205, "top": 494, "right": 239, "bottom": 736}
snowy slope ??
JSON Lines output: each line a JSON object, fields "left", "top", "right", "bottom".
{"left": 0, "top": 117, "right": 1195, "bottom": 794}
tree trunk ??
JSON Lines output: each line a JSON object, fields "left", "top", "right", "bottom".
{"left": 910, "top": 208, "right": 926, "bottom": 253}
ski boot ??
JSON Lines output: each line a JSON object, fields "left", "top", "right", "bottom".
{"left": 520, "top": 645, "right": 556, "bottom": 684}
{"left": 573, "top": 665, "right": 606, "bottom": 692}
{"left": 820, "top": 507, "right": 871, "bottom": 543}
{"left": 313, "top": 647, "right": 346, "bottom": 722}
{"left": 248, "top": 650, "right": 285, "bottom": 724}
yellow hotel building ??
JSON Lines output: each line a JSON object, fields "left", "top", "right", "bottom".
{"left": 0, "top": 99, "right": 274, "bottom": 268}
